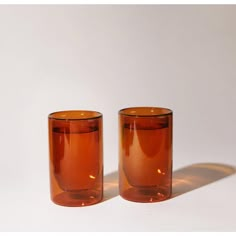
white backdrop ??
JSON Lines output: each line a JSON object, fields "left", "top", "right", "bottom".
{"left": 0, "top": 5, "right": 235, "bottom": 231}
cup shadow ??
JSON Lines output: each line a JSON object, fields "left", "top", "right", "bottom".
{"left": 103, "top": 163, "right": 236, "bottom": 202}
{"left": 172, "top": 162, "right": 236, "bottom": 198}
{"left": 103, "top": 171, "right": 119, "bottom": 202}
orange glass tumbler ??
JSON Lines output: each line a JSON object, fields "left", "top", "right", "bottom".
{"left": 48, "top": 110, "right": 103, "bottom": 206}
{"left": 119, "top": 107, "right": 172, "bottom": 202}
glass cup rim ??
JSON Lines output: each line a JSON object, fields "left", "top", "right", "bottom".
{"left": 119, "top": 106, "right": 173, "bottom": 117}
{"left": 48, "top": 110, "right": 103, "bottom": 120}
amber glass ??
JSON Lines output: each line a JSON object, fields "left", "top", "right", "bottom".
{"left": 119, "top": 107, "right": 172, "bottom": 203}
{"left": 48, "top": 110, "right": 103, "bottom": 207}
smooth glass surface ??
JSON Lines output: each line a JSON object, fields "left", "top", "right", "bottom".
{"left": 119, "top": 107, "right": 173, "bottom": 202}
{"left": 48, "top": 110, "right": 103, "bottom": 206}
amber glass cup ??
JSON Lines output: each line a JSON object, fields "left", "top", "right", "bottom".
{"left": 48, "top": 110, "right": 103, "bottom": 207}
{"left": 119, "top": 107, "right": 173, "bottom": 203}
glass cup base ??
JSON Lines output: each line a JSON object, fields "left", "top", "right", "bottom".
{"left": 120, "top": 187, "right": 171, "bottom": 203}
{"left": 52, "top": 189, "right": 102, "bottom": 207}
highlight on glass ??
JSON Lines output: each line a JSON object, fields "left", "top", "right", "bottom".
{"left": 119, "top": 107, "right": 173, "bottom": 203}
{"left": 48, "top": 110, "right": 103, "bottom": 207}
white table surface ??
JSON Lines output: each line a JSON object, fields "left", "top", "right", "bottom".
{"left": 1, "top": 159, "right": 235, "bottom": 231}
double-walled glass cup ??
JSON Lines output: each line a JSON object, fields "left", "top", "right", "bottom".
{"left": 119, "top": 107, "right": 172, "bottom": 202}
{"left": 48, "top": 110, "right": 103, "bottom": 207}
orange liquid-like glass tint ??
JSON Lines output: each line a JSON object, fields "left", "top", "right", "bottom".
{"left": 119, "top": 107, "right": 172, "bottom": 202}
{"left": 48, "top": 111, "right": 103, "bottom": 207}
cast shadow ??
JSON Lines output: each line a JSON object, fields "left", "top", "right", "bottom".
{"left": 102, "top": 163, "right": 236, "bottom": 202}
{"left": 172, "top": 163, "right": 236, "bottom": 198}
{"left": 103, "top": 171, "right": 119, "bottom": 202}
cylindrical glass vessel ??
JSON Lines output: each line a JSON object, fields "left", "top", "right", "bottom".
{"left": 48, "top": 110, "right": 103, "bottom": 207}
{"left": 119, "top": 107, "right": 172, "bottom": 203}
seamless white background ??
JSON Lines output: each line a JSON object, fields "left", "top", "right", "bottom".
{"left": 0, "top": 5, "right": 235, "bottom": 231}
